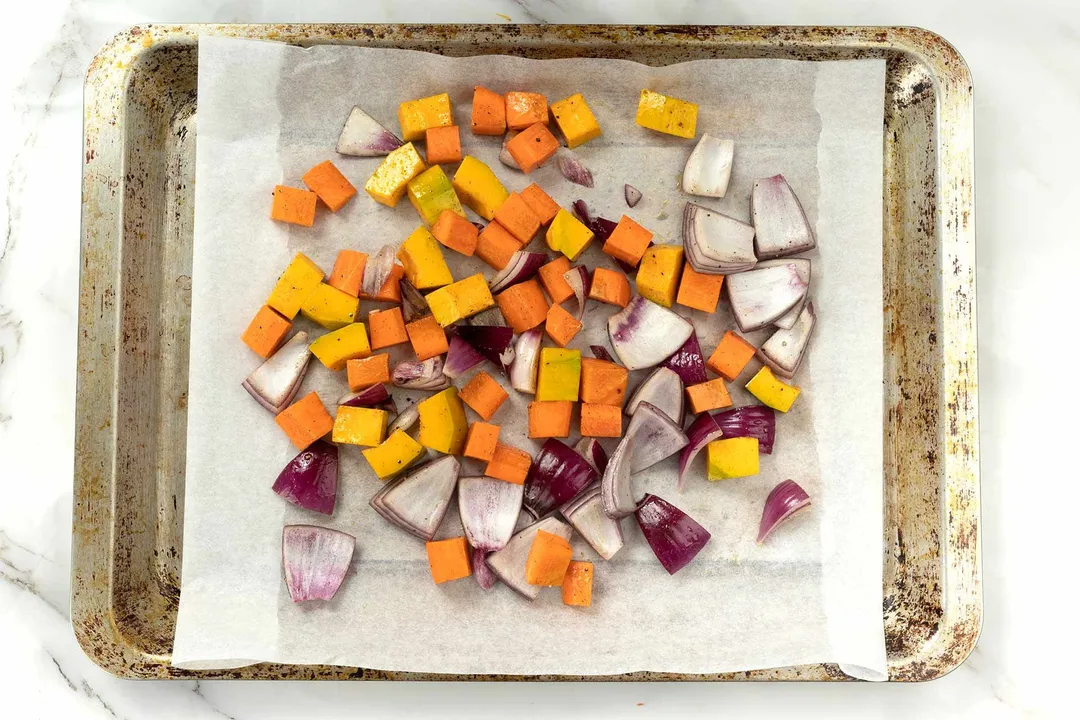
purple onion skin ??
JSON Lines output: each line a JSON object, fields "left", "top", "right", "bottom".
{"left": 455, "top": 326, "right": 515, "bottom": 369}
{"left": 571, "top": 200, "right": 618, "bottom": 242}
{"left": 341, "top": 384, "right": 391, "bottom": 408}
{"left": 272, "top": 441, "right": 338, "bottom": 515}
{"left": 712, "top": 406, "right": 777, "bottom": 454}
{"left": 758, "top": 480, "right": 811, "bottom": 543}
{"left": 472, "top": 547, "right": 499, "bottom": 590}
{"left": 590, "top": 345, "right": 614, "bottom": 362}
{"left": 636, "top": 494, "right": 711, "bottom": 575}
{"left": 444, "top": 334, "right": 485, "bottom": 378}
{"left": 662, "top": 333, "right": 709, "bottom": 385}
{"left": 523, "top": 438, "right": 599, "bottom": 518}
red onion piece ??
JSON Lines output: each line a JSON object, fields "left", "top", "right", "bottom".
{"left": 392, "top": 357, "right": 450, "bottom": 390}
{"left": 272, "top": 440, "right": 338, "bottom": 515}
{"left": 726, "top": 262, "right": 808, "bottom": 332}
{"left": 486, "top": 517, "right": 572, "bottom": 600}
{"left": 458, "top": 476, "right": 524, "bottom": 552}
{"left": 523, "top": 438, "right": 598, "bottom": 518}
{"left": 601, "top": 434, "right": 637, "bottom": 518}
{"left": 608, "top": 296, "right": 694, "bottom": 371}
{"left": 757, "top": 479, "right": 812, "bottom": 543}
{"left": 455, "top": 326, "right": 515, "bottom": 373}
{"left": 443, "top": 333, "right": 486, "bottom": 379}
{"left": 362, "top": 245, "right": 396, "bottom": 297}
{"left": 574, "top": 437, "right": 609, "bottom": 474}
{"left": 242, "top": 332, "right": 312, "bottom": 413}
{"left": 369, "top": 456, "right": 460, "bottom": 541}
{"left": 489, "top": 251, "right": 548, "bottom": 294}
{"left": 388, "top": 403, "right": 419, "bottom": 434}
{"left": 339, "top": 383, "right": 392, "bottom": 408}
{"left": 336, "top": 106, "right": 403, "bottom": 157}
{"left": 561, "top": 485, "right": 624, "bottom": 560}
{"left": 683, "top": 202, "right": 757, "bottom": 275}
{"left": 563, "top": 265, "right": 592, "bottom": 320}
{"left": 282, "top": 525, "right": 355, "bottom": 602}
{"left": 636, "top": 494, "right": 711, "bottom": 575}
{"left": 759, "top": 302, "right": 816, "bottom": 379}
{"left": 682, "top": 133, "right": 734, "bottom": 198}
{"left": 400, "top": 278, "right": 429, "bottom": 323}
{"left": 509, "top": 328, "right": 543, "bottom": 394}
{"left": 755, "top": 258, "right": 812, "bottom": 329}
{"left": 625, "top": 367, "right": 684, "bottom": 424}
{"left": 624, "top": 184, "right": 642, "bottom": 208}
{"left": 500, "top": 131, "right": 521, "bottom": 170}
{"left": 751, "top": 174, "right": 817, "bottom": 259}
{"left": 571, "top": 200, "right": 618, "bottom": 242}
{"left": 660, "top": 332, "right": 708, "bottom": 386}
{"left": 472, "top": 546, "right": 499, "bottom": 590}
{"left": 712, "top": 406, "right": 776, "bottom": 454}
{"left": 589, "top": 345, "right": 614, "bottom": 362}
{"left": 677, "top": 414, "right": 723, "bottom": 491}
{"left": 556, "top": 147, "right": 594, "bottom": 187}
{"left": 626, "top": 401, "right": 689, "bottom": 473}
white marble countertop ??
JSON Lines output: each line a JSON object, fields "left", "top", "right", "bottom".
{"left": 0, "top": 0, "right": 1070, "bottom": 717}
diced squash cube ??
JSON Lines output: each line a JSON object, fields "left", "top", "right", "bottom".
{"left": 580, "top": 358, "right": 629, "bottom": 406}
{"left": 270, "top": 186, "right": 317, "bottom": 227}
{"left": 346, "top": 354, "right": 390, "bottom": 391}
{"left": 528, "top": 400, "right": 573, "bottom": 438}
{"left": 536, "top": 347, "right": 581, "bottom": 402}
{"left": 426, "top": 537, "right": 472, "bottom": 584}
{"left": 360, "top": 264, "right": 406, "bottom": 304}
{"left": 538, "top": 256, "right": 575, "bottom": 304}
{"left": 417, "top": 387, "right": 468, "bottom": 455}
{"left": 398, "top": 92, "right": 453, "bottom": 142}
{"left": 677, "top": 263, "right": 724, "bottom": 313}
{"left": 746, "top": 366, "right": 801, "bottom": 413}
{"left": 425, "top": 274, "right": 496, "bottom": 326}
{"left": 520, "top": 183, "right": 560, "bottom": 225}
{"left": 550, "top": 93, "right": 602, "bottom": 148}
{"left": 424, "top": 125, "right": 462, "bottom": 165}
{"left": 589, "top": 267, "right": 631, "bottom": 308}
{"left": 300, "top": 283, "right": 359, "bottom": 330}
{"left": 525, "top": 530, "right": 573, "bottom": 586}
{"left": 505, "top": 91, "right": 549, "bottom": 130}
{"left": 580, "top": 403, "right": 622, "bottom": 438}
{"left": 405, "top": 314, "right": 449, "bottom": 361}
{"left": 241, "top": 305, "right": 291, "bottom": 358}
{"left": 476, "top": 221, "right": 522, "bottom": 270}
{"left": 398, "top": 226, "right": 454, "bottom": 289}
{"left": 493, "top": 192, "right": 542, "bottom": 244}
{"left": 432, "top": 209, "right": 479, "bottom": 256}
{"left": 686, "top": 378, "right": 733, "bottom": 414}
{"left": 496, "top": 278, "right": 549, "bottom": 333}
{"left": 363, "top": 429, "right": 425, "bottom": 480}
{"left": 460, "top": 371, "right": 509, "bottom": 421}
{"left": 603, "top": 215, "right": 653, "bottom": 267}
{"left": 562, "top": 560, "right": 593, "bottom": 607}
{"left": 471, "top": 86, "right": 506, "bottom": 136}
{"left": 707, "top": 331, "right": 757, "bottom": 381}
{"left": 332, "top": 406, "right": 388, "bottom": 447}
{"left": 636, "top": 89, "right": 698, "bottom": 139}
{"left": 484, "top": 443, "right": 532, "bottom": 484}
{"left": 328, "top": 249, "right": 367, "bottom": 298}
{"left": 452, "top": 156, "right": 509, "bottom": 221}
{"left": 368, "top": 307, "right": 409, "bottom": 349}
{"left": 407, "top": 166, "right": 465, "bottom": 226}
{"left": 302, "top": 160, "right": 357, "bottom": 212}
{"left": 506, "top": 122, "right": 560, "bottom": 173}
{"left": 706, "top": 437, "right": 760, "bottom": 480}
{"left": 544, "top": 302, "right": 582, "bottom": 348}
{"left": 636, "top": 245, "right": 684, "bottom": 308}
{"left": 309, "top": 322, "right": 371, "bottom": 371}
{"left": 364, "top": 142, "right": 427, "bottom": 207}
{"left": 546, "top": 208, "right": 594, "bottom": 262}
{"left": 463, "top": 422, "right": 500, "bottom": 461}
{"left": 267, "top": 252, "right": 325, "bottom": 319}
{"left": 275, "top": 392, "right": 333, "bottom": 450}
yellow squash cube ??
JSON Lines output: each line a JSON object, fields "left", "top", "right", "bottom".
{"left": 536, "top": 348, "right": 581, "bottom": 402}
{"left": 635, "top": 89, "right": 698, "bottom": 139}
{"left": 546, "top": 208, "right": 594, "bottom": 262}
{"left": 550, "top": 93, "right": 602, "bottom": 148}
{"left": 706, "top": 437, "right": 760, "bottom": 480}
{"left": 452, "top": 156, "right": 509, "bottom": 221}
{"left": 365, "top": 142, "right": 427, "bottom": 207}
{"left": 333, "top": 406, "right": 388, "bottom": 447}
{"left": 398, "top": 92, "right": 453, "bottom": 142}
{"left": 267, "top": 253, "right": 324, "bottom": 319}
{"left": 636, "top": 245, "right": 684, "bottom": 308}
{"left": 398, "top": 226, "right": 454, "bottom": 290}
{"left": 299, "top": 283, "right": 359, "bottom": 330}
{"left": 417, "top": 387, "right": 468, "bottom": 455}
{"left": 308, "top": 322, "right": 371, "bottom": 370}
{"left": 425, "top": 273, "right": 495, "bottom": 326}
{"left": 362, "top": 429, "right": 425, "bottom": 480}
{"left": 407, "top": 165, "right": 465, "bottom": 226}
{"left": 746, "top": 366, "right": 801, "bottom": 413}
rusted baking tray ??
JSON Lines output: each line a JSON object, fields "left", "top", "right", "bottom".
{"left": 74, "top": 24, "right": 979, "bottom": 681}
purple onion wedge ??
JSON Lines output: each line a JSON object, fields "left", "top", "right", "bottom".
{"left": 590, "top": 345, "right": 614, "bottom": 362}
{"left": 661, "top": 332, "right": 708, "bottom": 386}
{"left": 335, "top": 106, "right": 403, "bottom": 157}
{"left": 750, "top": 174, "right": 817, "bottom": 259}
{"left": 759, "top": 302, "right": 816, "bottom": 379}
{"left": 601, "top": 437, "right": 637, "bottom": 518}
{"left": 755, "top": 258, "right": 812, "bottom": 329}
{"left": 624, "top": 183, "right": 642, "bottom": 208}
{"left": 682, "top": 134, "right": 734, "bottom": 198}
{"left": 726, "top": 262, "right": 807, "bottom": 332}
{"left": 574, "top": 437, "right": 609, "bottom": 474}
{"left": 400, "top": 279, "right": 429, "bottom": 323}
{"left": 523, "top": 439, "right": 598, "bottom": 518}
{"left": 362, "top": 245, "right": 396, "bottom": 297}
{"left": 625, "top": 367, "right": 684, "bottom": 424}
{"left": 608, "top": 296, "right": 694, "bottom": 371}
{"left": 713, "top": 406, "right": 776, "bottom": 454}
{"left": 510, "top": 328, "right": 542, "bottom": 394}
{"left": 489, "top": 251, "right": 548, "bottom": 294}
{"left": 388, "top": 404, "right": 419, "bottom": 434}
{"left": 486, "top": 517, "right": 572, "bottom": 600}
{"left": 472, "top": 547, "right": 499, "bottom": 590}
{"left": 369, "top": 456, "right": 460, "bottom": 541}
{"left": 458, "top": 476, "right": 524, "bottom": 552}
{"left": 392, "top": 357, "right": 450, "bottom": 390}
{"left": 455, "top": 326, "right": 515, "bottom": 373}
{"left": 758, "top": 480, "right": 811, "bottom": 543}
{"left": 571, "top": 200, "right": 618, "bottom": 242}
{"left": 282, "top": 525, "right": 355, "bottom": 603}
{"left": 443, "top": 334, "right": 486, "bottom": 379}
{"left": 339, "top": 383, "right": 392, "bottom": 408}
{"left": 563, "top": 265, "right": 592, "bottom": 320}
{"left": 626, "top": 401, "right": 689, "bottom": 473}
{"left": 242, "top": 332, "right": 312, "bottom": 414}
{"left": 272, "top": 440, "right": 339, "bottom": 515}
{"left": 636, "top": 494, "right": 711, "bottom": 575}
{"left": 683, "top": 202, "right": 757, "bottom": 275}
{"left": 561, "top": 485, "right": 624, "bottom": 560}
{"left": 556, "top": 147, "right": 594, "bottom": 187}
{"left": 677, "top": 414, "right": 723, "bottom": 491}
